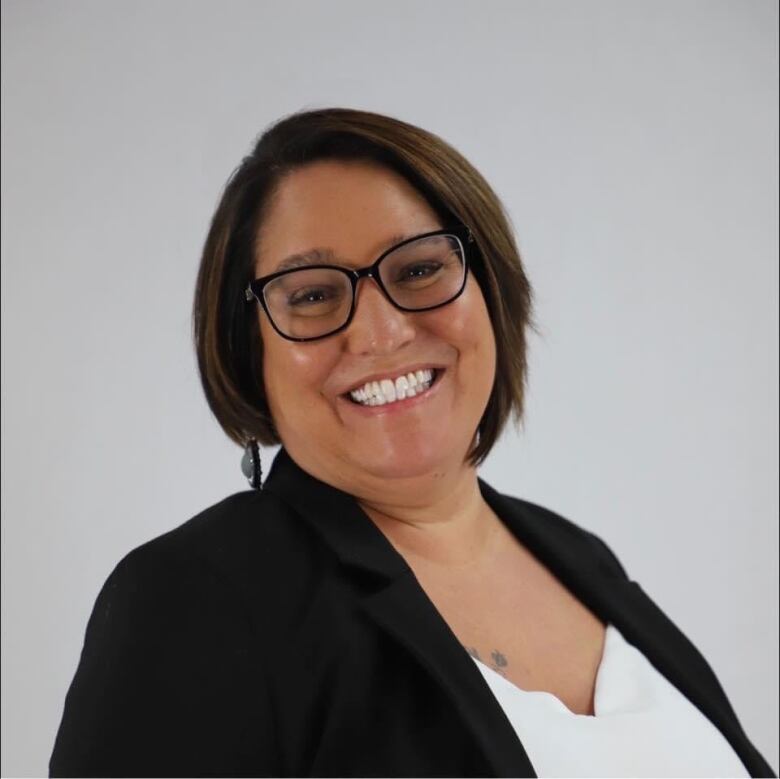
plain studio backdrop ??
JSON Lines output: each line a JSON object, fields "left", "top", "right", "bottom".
{"left": 2, "top": 0, "right": 778, "bottom": 775}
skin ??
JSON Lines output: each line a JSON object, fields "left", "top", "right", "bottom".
{"left": 254, "top": 159, "right": 502, "bottom": 567}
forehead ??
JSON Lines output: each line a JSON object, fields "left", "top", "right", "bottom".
{"left": 254, "top": 160, "right": 442, "bottom": 275}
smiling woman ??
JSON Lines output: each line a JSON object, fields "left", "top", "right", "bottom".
{"left": 196, "top": 108, "right": 534, "bottom": 475}
{"left": 48, "top": 108, "right": 775, "bottom": 778}
{"left": 251, "top": 159, "right": 498, "bottom": 485}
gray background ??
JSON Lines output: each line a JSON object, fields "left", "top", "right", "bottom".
{"left": 2, "top": 0, "right": 777, "bottom": 775}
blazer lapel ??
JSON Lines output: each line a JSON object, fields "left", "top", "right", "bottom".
{"left": 361, "top": 573, "right": 538, "bottom": 776}
{"left": 264, "top": 448, "right": 536, "bottom": 776}
{"left": 264, "top": 447, "right": 771, "bottom": 778}
{"left": 478, "top": 481, "right": 772, "bottom": 778}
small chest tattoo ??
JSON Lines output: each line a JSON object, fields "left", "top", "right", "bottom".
{"left": 464, "top": 644, "right": 510, "bottom": 677}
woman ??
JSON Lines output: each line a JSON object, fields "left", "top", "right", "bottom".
{"left": 50, "top": 107, "right": 775, "bottom": 778}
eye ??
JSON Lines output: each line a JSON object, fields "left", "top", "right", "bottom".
{"left": 396, "top": 261, "right": 443, "bottom": 282}
{"left": 288, "top": 287, "right": 332, "bottom": 307}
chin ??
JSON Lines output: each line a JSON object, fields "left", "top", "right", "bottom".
{"left": 355, "top": 434, "right": 463, "bottom": 481}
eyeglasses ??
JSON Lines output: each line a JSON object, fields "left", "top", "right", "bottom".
{"left": 245, "top": 225, "right": 474, "bottom": 342}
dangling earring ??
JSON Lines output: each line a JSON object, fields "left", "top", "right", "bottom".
{"left": 241, "top": 438, "right": 263, "bottom": 490}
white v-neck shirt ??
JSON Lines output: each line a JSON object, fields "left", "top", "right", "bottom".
{"left": 472, "top": 623, "right": 750, "bottom": 778}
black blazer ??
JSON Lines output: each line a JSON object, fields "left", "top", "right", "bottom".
{"left": 50, "top": 447, "right": 776, "bottom": 778}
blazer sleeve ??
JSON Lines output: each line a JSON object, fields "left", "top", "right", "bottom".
{"left": 49, "top": 541, "right": 281, "bottom": 778}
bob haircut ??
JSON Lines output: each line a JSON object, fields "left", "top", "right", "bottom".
{"left": 193, "top": 107, "right": 537, "bottom": 469}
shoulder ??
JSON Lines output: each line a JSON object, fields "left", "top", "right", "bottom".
{"left": 81, "top": 487, "right": 331, "bottom": 664}
{"left": 488, "top": 487, "right": 631, "bottom": 581}
{"left": 50, "top": 490, "right": 289, "bottom": 776}
{"left": 110, "top": 487, "right": 323, "bottom": 598}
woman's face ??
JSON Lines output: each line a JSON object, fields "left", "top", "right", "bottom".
{"left": 254, "top": 160, "right": 496, "bottom": 489}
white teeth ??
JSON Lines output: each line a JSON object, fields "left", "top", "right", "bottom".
{"left": 380, "top": 379, "right": 396, "bottom": 403}
{"left": 348, "top": 368, "right": 437, "bottom": 406}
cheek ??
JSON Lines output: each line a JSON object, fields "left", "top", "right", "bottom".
{"left": 433, "top": 278, "right": 495, "bottom": 355}
{"left": 260, "top": 318, "right": 336, "bottom": 412}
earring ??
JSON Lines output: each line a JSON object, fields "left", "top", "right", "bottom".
{"left": 241, "top": 438, "right": 263, "bottom": 490}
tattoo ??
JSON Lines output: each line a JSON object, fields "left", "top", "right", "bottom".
{"left": 491, "top": 650, "right": 508, "bottom": 668}
{"left": 489, "top": 650, "right": 508, "bottom": 677}
{"left": 464, "top": 645, "right": 510, "bottom": 677}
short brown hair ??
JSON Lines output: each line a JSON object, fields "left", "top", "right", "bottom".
{"left": 192, "top": 107, "right": 537, "bottom": 468}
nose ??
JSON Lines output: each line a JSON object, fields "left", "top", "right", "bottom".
{"left": 344, "top": 276, "right": 416, "bottom": 355}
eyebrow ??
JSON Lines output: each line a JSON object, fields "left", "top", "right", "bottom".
{"left": 272, "top": 232, "right": 416, "bottom": 274}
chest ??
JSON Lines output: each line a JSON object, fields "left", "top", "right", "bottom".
{"left": 404, "top": 528, "right": 607, "bottom": 716}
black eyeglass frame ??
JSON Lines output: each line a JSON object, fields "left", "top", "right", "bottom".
{"left": 244, "top": 224, "right": 475, "bottom": 343}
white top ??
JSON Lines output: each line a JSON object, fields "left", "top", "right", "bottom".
{"left": 472, "top": 623, "right": 750, "bottom": 778}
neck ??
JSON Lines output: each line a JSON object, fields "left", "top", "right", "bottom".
{"left": 284, "top": 440, "right": 498, "bottom": 569}
{"left": 356, "top": 466, "right": 498, "bottom": 570}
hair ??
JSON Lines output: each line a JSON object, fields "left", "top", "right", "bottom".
{"left": 192, "top": 107, "right": 538, "bottom": 469}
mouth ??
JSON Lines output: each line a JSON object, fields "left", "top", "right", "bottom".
{"left": 341, "top": 368, "right": 445, "bottom": 410}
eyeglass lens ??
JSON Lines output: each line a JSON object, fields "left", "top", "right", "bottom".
{"left": 262, "top": 233, "right": 466, "bottom": 340}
